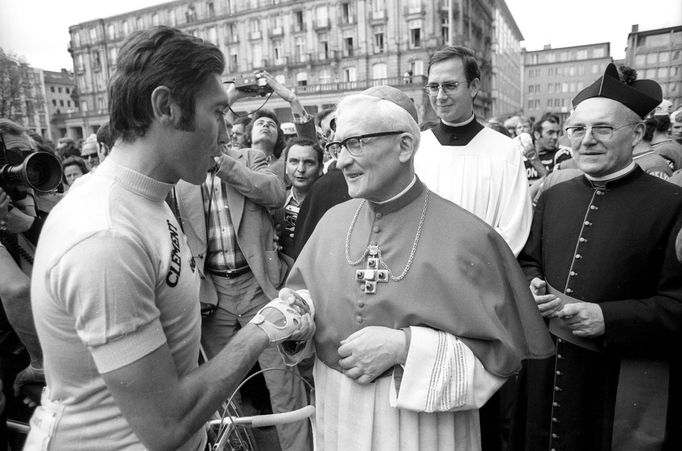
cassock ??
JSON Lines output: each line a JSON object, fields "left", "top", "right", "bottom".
{"left": 285, "top": 179, "right": 553, "bottom": 451}
{"left": 415, "top": 117, "right": 532, "bottom": 256}
{"left": 514, "top": 165, "right": 682, "bottom": 451}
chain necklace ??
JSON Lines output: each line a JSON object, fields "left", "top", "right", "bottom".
{"left": 345, "top": 190, "right": 430, "bottom": 282}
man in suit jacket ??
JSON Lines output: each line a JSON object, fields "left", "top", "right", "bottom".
{"left": 174, "top": 144, "right": 310, "bottom": 451}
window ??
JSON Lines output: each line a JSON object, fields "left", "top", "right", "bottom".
{"left": 659, "top": 67, "right": 669, "bottom": 78}
{"left": 344, "top": 67, "right": 357, "bottom": 83}
{"left": 341, "top": 2, "right": 352, "bottom": 23}
{"left": 273, "top": 40, "right": 282, "bottom": 62}
{"left": 441, "top": 18, "right": 449, "bottom": 44}
{"left": 60, "top": 100, "right": 64, "bottom": 107}
{"left": 207, "top": 26, "right": 217, "bottom": 44}
{"left": 297, "top": 72, "right": 307, "bottom": 87}
{"left": 319, "top": 34, "right": 329, "bottom": 59}
{"left": 344, "top": 36, "right": 354, "bottom": 57}
{"left": 52, "top": 99, "right": 57, "bottom": 106}
{"left": 136, "top": 17, "right": 144, "bottom": 30}
{"left": 576, "top": 50, "right": 587, "bottom": 59}
{"left": 373, "top": 63, "right": 387, "bottom": 80}
{"left": 73, "top": 32, "right": 80, "bottom": 47}
{"left": 673, "top": 50, "right": 680, "bottom": 61}
{"left": 109, "top": 47, "right": 118, "bottom": 64}
{"left": 569, "top": 67, "right": 575, "bottom": 76}
{"left": 66, "top": 88, "right": 70, "bottom": 94}
{"left": 294, "top": 10, "right": 304, "bottom": 31}
{"left": 411, "top": 60, "right": 424, "bottom": 75}
{"left": 547, "top": 68, "right": 554, "bottom": 76}
{"left": 107, "top": 24, "right": 115, "bottom": 39}
{"left": 569, "top": 82, "right": 576, "bottom": 92}
{"left": 319, "top": 69, "right": 332, "bottom": 84}
{"left": 646, "top": 53, "right": 657, "bottom": 64}
{"left": 547, "top": 53, "right": 556, "bottom": 63}
{"left": 410, "top": 27, "right": 421, "bottom": 47}
{"left": 295, "top": 37, "right": 305, "bottom": 62}
{"left": 230, "top": 53, "right": 238, "bottom": 71}
{"left": 67, "top": 101, "right": 71, "bottom": 107}
{"left": 250, "top": 19, "right": 260, "bottom": 34}
{"left": 93, "top": 51, "right": 102, "bottom": 71}
{"left": 528, "top": 85, "right": 534, "bottom": 93}
{"left": 58, "top": 87, "right": 62, "bottom": 93}
{"left": 316, "top": 6, "right": 328, "bottom": 27}
{"left": 555, "top": 98, "right": 562, "bottom": 107}
{"left": 169, "top": 10, "right": 177, "bottom": 26}
{"left": 578, "top": 66, "right": 585, "bottom": 75}
{"left": 50, "top": 86, "right": 55, "bottom": 93}
{"left": 89, "top": 28, "right": 96, "bottom": 41}
{"left": 76, "top": 55, "right": 85, "bottom": 72}
{"left": 659, "top": 52, "right": 669, "bottom": 63}
{"left": 208, "top": 1, "right": 215, "bottom": 16}
{"left": 252, "top": 43, "right": 263, "bottom": 67}
{"left": 123, "top": 21, "right": 129, "bottom": 35}
{"left": 528, "top": 100, "right": 533, "bottom": 109}
{"left": 593, "top": 47, "right": 605, "bottom": 58}
{"left": 152, "top": 13, "right": 159, "bottom": 26}
{"left": 591, "top": 64, "right": 599, "bottom": 74}
{"left": 548, "top": 83, "right": 554, "bottom": 93}
{"left": 555, "top": 83, "right": 560, "bottom": 92}
{"left": 81, "top": 100, "right": 88, "bottom": 112}
{"left": 186, "top": 6, "right": 196, "bottom": 23}
{"left": 373, "top": 0, "right": 385, "bottom": 11}
{"left": 577, "top": 82, "right": 584, "bottom": 91}
{"left": 562, "top": 83, "right": 568, "bottom": 93}
{"left": 645, "top": 68, "right": 656, "bottom": 78}
{"left": 374, "top": 29, "right": 385, "bottom": 53}
{"left": 547, "top": 99, "right": 552, "bottom": 107}
{"left": 98, "top": 98, "right": 105, "bottom": 111}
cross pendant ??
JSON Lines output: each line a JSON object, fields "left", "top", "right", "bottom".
{"left": 355, "top": 245, "right": 388, "bottom": 294}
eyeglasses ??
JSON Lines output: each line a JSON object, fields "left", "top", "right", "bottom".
{"left": 565, "top": 122, "right": 639, "bottom": 141}
{"left": 325, "top": 131, "right": 405, "bottom": 157}
{"left": 82, "top": 153, "right": 99, "bottom": 160}
{"left": 423, "top": 81, "right": 468, "bottom": 96}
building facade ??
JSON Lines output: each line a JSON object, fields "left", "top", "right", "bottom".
{"left": 625, "top": 24, "right": 682, "bottom": 111}
{"left": 66, "top": 0, "right": 500, "bottom": 134}
{"left": 522, "top": 42, "right": 612, "bottom": 122}
{"left": 490, "top": 0, "right": 523, "bottom": 118}
{"left": 44, "top": 69, "right": 78, "bottom": 142}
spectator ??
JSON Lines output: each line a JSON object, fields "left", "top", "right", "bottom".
{"left": 230, "top": 116, "right": 251, "bottom": 150}
{"left": 61, "top": 156, "right": 89, "bottom": 189}
{"left": 96, "top": 123, "right": 114, "bottom": 163}
{"left": 80, "top": 134, "right": 100, "bottom": 171}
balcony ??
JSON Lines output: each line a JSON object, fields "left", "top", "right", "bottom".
{"left": 294, "top": 75, "right": 428, "bottom": 95}
{"left": 249, "top": 31, "right": 262, "bottom": 41}
{"left": 273, "top": 56, "right": 288, "bottom": 66}
{"left": 404, "top": 3, "right": 425, "bottom": 16}
{"left": 269, "top": 26, "right": 284, "bottom": 37}
{"left": 224, "top": 35, "right": 239, "bottom": 45}
{"left": 370, "top": 9, "right": 387, "bottom": 21}
{"left": 314, "top": 18, "right": 330, "bottom": 31}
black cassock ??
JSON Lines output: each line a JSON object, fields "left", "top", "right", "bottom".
{"left": 513, "top": 167, "right": 682, "bottom": 451}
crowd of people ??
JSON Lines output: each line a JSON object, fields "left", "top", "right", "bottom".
{"left": 1, "top": 24, "right": 681, "bottom": 451}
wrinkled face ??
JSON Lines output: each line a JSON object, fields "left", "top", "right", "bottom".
{"left": 230, "top": 123, "right": 247, "bottom": 149}
{"left": 286, "top": 145, "right": 321, "bottom": 194}
{"left": 672, "top": 121, "right": 682, "bottom": 144}
{"left": 81, "top": 142, "right": 100, "bottom": 170}
{"left": 251, "top": 116, "right": 278, "bottom": 150}
{"left": 427, "top": 57, "right": 479, "bottom": 123}
{"left": 570, "top": 98, "right": 642, "bottom": 178}
{"left": 176, "top": 74, "right": 230, "bottom": 184}
{"left": 535, "top": 121, "right": 561, "bottom": 151}
{"left": 63, "top": 164, "right": 84, "bottom": 186}
{"left": 335, "top": 100, "right": 408, "bottom": 202}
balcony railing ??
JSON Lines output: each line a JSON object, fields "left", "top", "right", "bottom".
{"left": 294, "top": 75, "right": 428, "bottom": 95}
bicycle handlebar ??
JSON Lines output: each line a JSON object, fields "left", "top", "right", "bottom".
{"left": 209, "top": 405, "right": 315, "bottom": 428}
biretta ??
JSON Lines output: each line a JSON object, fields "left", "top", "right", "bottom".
{"left": 572, "top": 63, "right": 662, "bottom": 118}
{"left": 361, "top": 85, "right": 419, "bottom": 123}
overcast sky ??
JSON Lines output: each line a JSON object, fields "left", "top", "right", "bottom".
{"left": 0, "top": 0, "right": 680, "bottom": 72}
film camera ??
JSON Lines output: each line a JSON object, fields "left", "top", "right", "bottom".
{"left": 233, "top": 72, "right": 273, "bottom": 97}
{"left": 0, "top": 133, "right": 62, "bottom": 200}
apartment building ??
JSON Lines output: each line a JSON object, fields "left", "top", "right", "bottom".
{"left": 65, "top": 0, "right": 500, "bottom": 137}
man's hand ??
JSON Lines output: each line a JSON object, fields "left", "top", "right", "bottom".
{"left": 13, "top": 363, "right": 45, "bottom": 403}
{"left": 556, "top": 302, "right": 605, "bottom": 337}
{"left": 338, "top": 326, "right": 407, "bottom": 385}
{"left": 259, "top": 71, "right": 296, "bottom": 103}
{"left": 278, "top": 288, "right": 314, "bottom": 341}
{"left": 530, "top": 277, "right": 563, "bottom": 318}
{"left": 249, "top": 293, "right": 312, "bottom": 344}
{"left": 0, "top": 187, "right": 9, "bottom": 224}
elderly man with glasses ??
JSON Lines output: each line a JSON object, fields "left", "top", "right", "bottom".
{"left": 279, "top": 85, "right": 553, "bottom": 451}
{"left": 80, "top": 134, "right": 100, "bottom": 171}
{"left": 513, "top": 63, "right": 682, "bottom": 451}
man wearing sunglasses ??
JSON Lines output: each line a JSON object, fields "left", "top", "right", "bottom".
{"left": 415, "top": 46, "right": 532, "bottom": 258}
{"left": 514, "top": 63, "right": 682, "bottom": 450}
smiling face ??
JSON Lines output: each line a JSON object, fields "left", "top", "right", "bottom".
{"left": 427, "top": 57, "right": 479, "bottom": 124}
{"left": 535, "top": 120, "right": 561, "bottom": 151}
{"left": 335, "top": 98, "right": 414, "bottom": 202}
{"left": 570, "top": 97, "right": 643, "bottom": 178}
{"left": 286, "top": 144, "right": 321, "bottom": 195}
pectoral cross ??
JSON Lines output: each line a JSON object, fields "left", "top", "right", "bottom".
{"left": 355, "top": 244, "right": 389, "bottom": 294}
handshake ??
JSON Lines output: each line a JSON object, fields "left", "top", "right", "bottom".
{"left": 249, "top": 288, "right": 315, "bottom": 344}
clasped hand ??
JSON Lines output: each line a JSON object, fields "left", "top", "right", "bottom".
{"left": 250, "top": 288, "right": 314, "bottom": 344}
{"left": 530, "top": 278, "right": 605, "bottom": 337}
{"left": 338, "top": 326, "right": 407, "bottom": 385}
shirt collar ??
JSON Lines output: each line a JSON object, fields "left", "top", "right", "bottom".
{"left": 584, "top": 161, "right": 637, "bottom": 182}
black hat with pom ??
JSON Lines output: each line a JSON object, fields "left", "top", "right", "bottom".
{"left": 572, "top": 63, "right": 662, "bottom": 118}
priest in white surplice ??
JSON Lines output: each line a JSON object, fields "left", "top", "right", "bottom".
{"left": 415, "top": 46, "right": 532, "bottom": 256}
{"left": 279, "top": 86, "right": 553, "bottom": 451}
